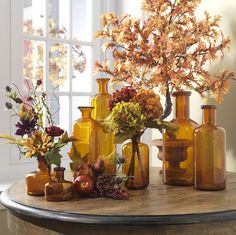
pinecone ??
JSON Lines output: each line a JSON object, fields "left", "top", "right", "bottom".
{"left": 94, "top": 175, "right": 128, "bottom": 200}
{"left": 132, "top": 89, "right": 163, "bottom": 119}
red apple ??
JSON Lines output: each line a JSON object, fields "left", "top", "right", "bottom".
{"left": 74, "top": 175, "right": 94, "bottom": 196}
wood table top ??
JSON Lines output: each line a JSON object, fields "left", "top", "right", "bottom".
{"left": 2, "top": 168, "right": 236, "bottom": 225}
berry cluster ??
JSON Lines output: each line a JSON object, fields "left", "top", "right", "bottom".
{"left": 109, "top": 87, "right": 137, "bottom": 111}
{"left": 94, "top": 175, "right": 128, "bottom": 200}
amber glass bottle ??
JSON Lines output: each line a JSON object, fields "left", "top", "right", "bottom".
{"left": 90, "top": 78, "right": 116, "bottom": 174}
{"left": 68, "top": 107, "right": 99, "bottom": 169}
{"left": 122, "top": 137, "right": 149, "bottom": 189}
{"left": 194, "top": 105, "right": 226, "bottom": 190}
{"left": 45, "top": 167, "right": 74, "bottom": 201}
{"left": 26, "top": 158, "right": 50, "bottom": 196}
{"left": 163, "top": 91, "right": 198, "bottom": 186}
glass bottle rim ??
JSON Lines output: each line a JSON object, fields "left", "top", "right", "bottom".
{"left": 201, "top": 105, "right": 217, "bottom": 110}
{"left": 54, "top": 166, "right": 65, "bottom": 172}
{"left": 77, "top": 106, "right": 94, "bottom": 110}
{"left": 172, "top": 90, "right": 191, "bottom": 97}
{"left": 96, "top": 78, "right": 110, "bottom": 82}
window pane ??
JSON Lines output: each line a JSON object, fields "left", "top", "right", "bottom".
{"left": 72, "top": 0, "right": 92, "bottom": 41}
{"left": 24, "top": 40, "right": 44, "bottom": 82}
{"left": 23, "top": 0, "right": 45, "bottom": 36}
{"left": 48, "top": 96, "right": 69, "bottom": 131}
{"left": 49, "top": 0, "right": 70, "bottom": 39}
{"left": 72, "top": 46, "right": 92, "bottom": 92}
{"left": 72, "top": 96, "right": 91, "bottom": 123}
{"left": 49, "top": 42, "right": 69, "bottom": 90}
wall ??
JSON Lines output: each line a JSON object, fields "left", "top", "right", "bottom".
{"left": 197, "top": 1, "right": 236, "bottom": 172}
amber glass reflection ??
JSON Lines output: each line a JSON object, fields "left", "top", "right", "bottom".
{"left": 122, "top": 137, "right": 149, "bottom": 189}
{"left": 90, "top": 78, "right": 116, "bottom": 174}
{"left": 45, "top": 167, "right": 74, "bottom": 201}
{"left": 26, "top": 158, "right": 50, "bottom": 196}
{"left": 69, "top": 107, "right": 99, "bottom": 169}
{"left": 163, "top": 91, "right": 198, "bottom": 186}
{"left": 194, "top": 105, "right": 226, "bottom": 190}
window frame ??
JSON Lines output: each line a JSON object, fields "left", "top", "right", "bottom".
{"left": 0, "top": 0, "right": 109, "bottom": 185}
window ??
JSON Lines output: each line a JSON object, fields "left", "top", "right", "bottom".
{"left": 0, "top": 0, "right": 107, "bottom": 185}
{"left": 22, "top": 0, "right": 100, "bottom": 132}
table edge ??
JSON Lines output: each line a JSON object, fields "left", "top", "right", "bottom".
{"left": 2, "top": 188, "right": 236, "bottom": 225}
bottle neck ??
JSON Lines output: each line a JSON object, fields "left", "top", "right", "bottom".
{"left": 98, "top": 79, "right": 109, "bottom": 94}
{"left": 38, "top": 159, "right": 48, "bottom": 171}
{"left": 202, "top": 106, "right": 216, "bottom": 125}
{"left": 79, "top": 107, "right": 93, "bottom": 118}
{"left": 54, "top": 167, "right": 65, "bottom": 182}
{"left": 173, "top": 95, "right": 190, "bottom": 119}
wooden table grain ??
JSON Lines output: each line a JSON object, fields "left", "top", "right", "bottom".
{"left": 2, "top": 168, "right": 236, "bottom": 235}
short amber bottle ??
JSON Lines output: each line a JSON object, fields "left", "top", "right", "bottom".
{"left": 68, "top": 107, "right": 99, "bottom": 168}
{"left": 26, "top": 158, "right": 50, "bottom": 196}
{"left": 194, "top": 105, "right": 226, "bottom": 190}
{"left": 122, "top": 137, "right": 149, "bottom": 189}
{"left": 90, "top": 78, "right": 116, "bottom": 174}
{"left": 163, "top": 91, "right": 198, "bottom": 186}
{"left": 45, "top": 167, "right": 74, "bottom": 201}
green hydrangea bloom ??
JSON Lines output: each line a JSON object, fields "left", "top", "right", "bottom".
{"left": 111, "top": 101, "right": 146, "bottom": 143}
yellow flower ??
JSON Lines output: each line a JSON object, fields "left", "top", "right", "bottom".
{"left": 23, "top": 131, "right": 53, "bottom": 158}
{"left": 18, "top": 105, "right": 34, "bottom": 120}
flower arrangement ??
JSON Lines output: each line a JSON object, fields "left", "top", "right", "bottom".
{"left": 0, "top": 79, "right": 75, "bottom": 168}
{"left": 95, "top": 0, "right": 236, "bottom": 119}
{"left": 101, "top": 87, "right": 176, "bottom": 187}
{"left": 104, "top": 87, "right": 174, "bottom": 142}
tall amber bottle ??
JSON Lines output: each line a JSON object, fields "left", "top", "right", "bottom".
{"left": 122, "top": 137, "right": 149, "bottom": 189}
{"left": 26, "top": 158, "right": 50, "bottom": 196}
{"left": 194, "top": 105, "right": 226, "bottom": 190}
{"left": 163, "top": 91, "right": 198, "bottom": 186}
{"left": 90, "top": 78, "right": 116, "bottom": 174}
{"left": 68, "top": 107, "right": 99, "bottom": 169}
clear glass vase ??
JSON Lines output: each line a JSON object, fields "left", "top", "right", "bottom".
{"left": 26, "top": 158, "right": 50, "bottom": 196}
{"left": 194, "top": 105, "right": 226, "bottom": 190}
{"left": 163, "top": 91, "right": 198, "bottom": 186}
{"left": 122, "top": 136, "right": 149, "bottom": 189}
{"left": 90, "top": 78, "right": 116, "bottom": 174}
{"left": 44, "top": 167, "right": 74, "bottom": 201}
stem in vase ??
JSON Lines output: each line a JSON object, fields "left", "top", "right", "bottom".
{"left": 136, "top": 139, "right": 145, "bottom": 187}
{"left": 126, "top": 140, "right": 136, "bottom": 187}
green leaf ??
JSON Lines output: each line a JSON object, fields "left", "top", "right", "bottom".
{"left": 45, "top": 148, "right": 62, "bottom": 166}
{"left": 144, "top": 119, "right": 178, "bottom": 134}
{"left": 98, "top": 115, "right": 114, "bottom": 133}
{"left": 114, "top": 132, "right": 134, "bottom": 144}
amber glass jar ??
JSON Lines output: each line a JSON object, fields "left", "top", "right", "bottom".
{"left": 90, "top": 78, "right": 116, "bottom": 174}
{"left": 194, "top": 105, "right": 226, "bottom": 190}
{"left": 68, "top": 107, "right": 99, "bottom": 169}
{"left": 26, "top": 158, "right": 50, "bottom": 196}
{"left": 163, "top": 91, "right": 198, "bottom": 186}
{"left": 122, "top": 137, "right": 149, "bottom": 189}
{"left": 45, "top": 167, "right": 74, "bottom": 201}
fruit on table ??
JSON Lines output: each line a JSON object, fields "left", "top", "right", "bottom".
{"left": 74, "top": 175, "right": 94, "bottom": 196}
{"left": 93, "top": 159, "right": 105, "bottom": 174}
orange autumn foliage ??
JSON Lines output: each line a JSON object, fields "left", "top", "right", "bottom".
{"left": 95, "top": 0, "right": 235, "bottom": 118}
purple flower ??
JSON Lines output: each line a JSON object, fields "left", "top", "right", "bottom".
{"left": 45, "top": 126, "right": 64, "bottom": 137}
{"left": 15, "top": 118, "right": 38, "bottom": 136}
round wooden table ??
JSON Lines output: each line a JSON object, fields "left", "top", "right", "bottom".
{"left": 2, "top": 168, "right": 236, "bottom": 235}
